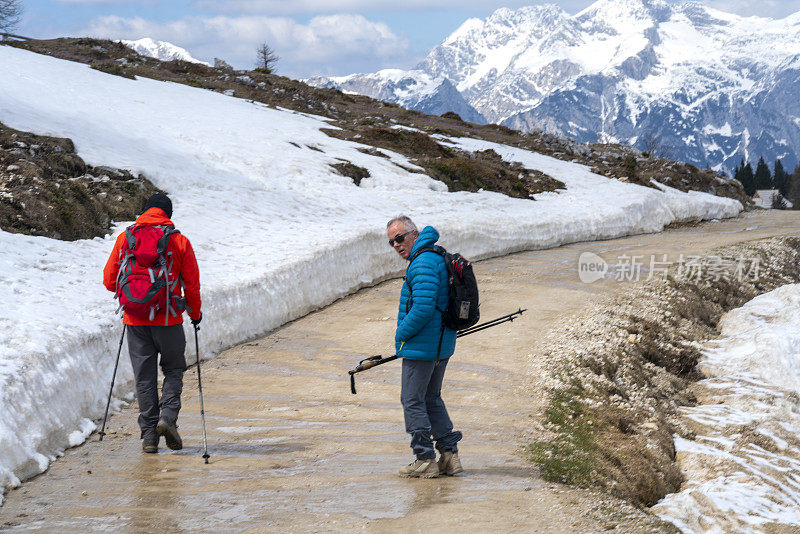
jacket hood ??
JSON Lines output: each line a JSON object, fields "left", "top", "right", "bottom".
{"left": 407, "top": 225, "right": 439, "bottom": 260}
{"left": 136, "top": 207, "right": 175, "bottom": 227}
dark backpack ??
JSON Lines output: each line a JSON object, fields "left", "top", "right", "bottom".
{"left": 114, "top": 223, "right": 183, "bottom": 324}
{"left": 409, "top": 246, "right": 480, "bottom": 330}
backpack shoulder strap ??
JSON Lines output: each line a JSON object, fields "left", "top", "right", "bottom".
{"left": 156, "top": 225, "right": 181, "bottom": 255}
{"left": 408, "top": 246, "right": 444, "bottom": 264}
{"left": 406, "top": 246, "right": 447, "bottom": 298}
{"left": 124, "top": 224, "right": 138, "bottom": 251}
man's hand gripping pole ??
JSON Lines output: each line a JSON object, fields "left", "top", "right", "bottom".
{"left": 348, "top": 309, "right": 525, "bottom": 394}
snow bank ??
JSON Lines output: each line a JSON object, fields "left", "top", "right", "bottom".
{"left": 0, "top": 45, "right": 741, "bottom": 499}
{"left": 653, "top": 284, "right": 800, "bottom": 533}
{"left": 446, "top": 136, "right": 740, "bottom": 227}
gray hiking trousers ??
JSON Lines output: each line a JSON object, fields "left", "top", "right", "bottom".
{"left": 127, "top": 324, "right": 187, "bottom": 439}
{"left": 401, "top": 358, "right": 462, "bottom": 460}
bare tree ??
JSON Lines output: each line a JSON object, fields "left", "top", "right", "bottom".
{"left": 638, "top": 130, "right": 677, "bottom": 160}
{"left": 0, "top": 0, "right": 22, "bottom": 33}
{"left": 255, "top": 42, "right": 279, "bottom": 73}
{"left": 639, "top": 131, "right": 661, "bottom": 157}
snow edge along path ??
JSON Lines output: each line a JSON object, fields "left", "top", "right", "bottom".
{"left": 0, "top": 44, "right": 741, "bottom": 501}
{"left": 652, "top": 284, "right": 800, "bottom": 532}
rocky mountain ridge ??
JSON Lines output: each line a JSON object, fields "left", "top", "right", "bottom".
{"left": 305, "top": 69, "right": 486, "bottom": 125}
{"left": 309, "top": 0, "right": 800, "bottom": 176}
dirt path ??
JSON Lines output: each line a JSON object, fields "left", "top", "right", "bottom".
{"left": 2, "top": 211, "right": 799, "bottom": 533}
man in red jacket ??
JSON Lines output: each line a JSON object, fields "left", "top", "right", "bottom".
{"left": 103, "top": 193, "right": 202, "bottom": 453}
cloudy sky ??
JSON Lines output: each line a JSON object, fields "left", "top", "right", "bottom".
{"left": 15, "top": 0, "right": 800, "bottom": 79}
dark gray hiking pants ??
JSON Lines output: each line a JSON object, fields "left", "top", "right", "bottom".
{"left": 127, "top": 324, "right": 187, "bottom": 439}
{"left": 401, "top": 358, "right": 462, "bottom": 460}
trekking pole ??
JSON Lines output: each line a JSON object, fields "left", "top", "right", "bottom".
{"left": 99, "top": 324, "right": 126, "bottom": 441}
{"left": 456, "top": 308, "right": 526, "bottom": 337}
{"left": 348, "top": 309, "right": 526, "bottom": 394}
{"left": 194, "top": 324, "right": 210, "bottom": 464}
{"left": 349, "top": 355, "right": 398, "bottom": 394}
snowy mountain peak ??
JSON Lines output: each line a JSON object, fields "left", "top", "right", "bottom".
{"left": 486, "top": 4, "right": 569, "bottom": 25}
{"left": 444, "top": 17, "right": 484, "bottom": 44}
{"left": 312, "top": 1, "right": 800, "bottom": 176}
{"left": 786, "top": 9, "right": 800, "bottom": 23}
{"left": 120, "top": 38, "right": 209, "bottom": 66}
{"left": 577, "top": 0, "right": 671, "bottom": 17}
{"left": 577, "top": 0, "right": 673, "bottom": 34}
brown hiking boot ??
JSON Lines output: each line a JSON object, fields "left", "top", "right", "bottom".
{"left": 156, "top": 419, "right": 183, "bottom": 450}
{"left": 438, "top": 451, "right": 463, "bottom": 476}
{"left": 398, "top": 458, "right": 440, "bottom": 478}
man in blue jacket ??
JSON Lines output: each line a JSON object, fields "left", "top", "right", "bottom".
{"left": 387, "top": 215, "right": 463, "bottom": 478}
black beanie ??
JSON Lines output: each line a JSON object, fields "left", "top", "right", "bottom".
{"left": 144, "top": 193, "right": 173, "bottom": 219}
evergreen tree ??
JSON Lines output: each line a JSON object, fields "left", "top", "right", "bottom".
{"left": 787, "top": 164, "right": 800, "bottom": 209}
{"left": 740, "top": 161, "right": 756, "bottom": 196}
{"left": 773, "top": 159, "right": 789, "bottom": 195}
{"left": 254, "top": 43, "right": 279, "bottom": 73}
{"left": 754, "top": 156, "right": 772, "bottom": 190}
{"left": 733, "top": 159, "right": 743, "bottom": 185}
{"left": 771, "top": 192, "right": 788, "bottom": 209}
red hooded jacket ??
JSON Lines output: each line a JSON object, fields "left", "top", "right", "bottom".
{"left": 103, "top": 207, "right": 202, "bottom": 326}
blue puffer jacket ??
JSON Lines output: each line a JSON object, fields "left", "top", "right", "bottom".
{"left": 395, "top": 226, "right": 457, "bottom": 361}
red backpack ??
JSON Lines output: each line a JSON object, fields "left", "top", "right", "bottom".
{"left": 115, "top": 224, "right": 183, "bottom": 324}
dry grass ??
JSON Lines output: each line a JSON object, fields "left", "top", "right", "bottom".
{"left": 420, "top": 149, "right": 563, "bottom": 197}
{"left": 330, "top": 161, "right": 370, "bottom": 186}
{"left": 530, "top": 237, "right": 800, "bottom": 506}
{"left": 326, "top": 126, "right": 565, "bottom": 197}
{"left": 0, "top": 121, "right": 161, "bottom": 240}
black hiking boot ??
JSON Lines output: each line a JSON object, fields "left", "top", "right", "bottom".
{"left": 142, "top": 435, "right": 158, "bottom": 454}
{"left": 156, "top": 419, "right": 183, "bottom": 450}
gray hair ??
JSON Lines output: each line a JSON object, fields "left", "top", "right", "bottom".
{"left": 387, "top": 215, "right": 417, "bottom": 233}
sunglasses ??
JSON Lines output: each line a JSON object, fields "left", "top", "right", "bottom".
{"left": 389, "top": 231, "right": 413, "bottom": 246}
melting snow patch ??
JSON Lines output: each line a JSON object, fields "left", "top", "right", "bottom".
{"left": 653, "top": 284, "right": 800, "bottom": 533}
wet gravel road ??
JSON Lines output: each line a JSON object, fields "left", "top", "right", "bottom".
{"left": 2, "top": 211, "right": 799, "bottom": 533}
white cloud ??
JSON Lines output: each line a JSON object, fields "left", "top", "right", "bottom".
{"left": 188, "top": 0, "right": 800, "bottom": 18}
{"left": 81, "top": 14, "right": 410, "bottom": 77}
{"left": 189, "top": 0, "right": 541, "bottom": 16}
{"left": 55, "top": 0, "right": 156, "bottom": 4}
